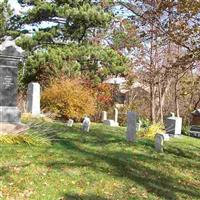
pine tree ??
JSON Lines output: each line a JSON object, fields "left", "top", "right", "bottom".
{"left": 13, "top": 0, "right": 129, "bottom": 87}
{"left": 14, "top": 0, "right": 112, "bottom": 49}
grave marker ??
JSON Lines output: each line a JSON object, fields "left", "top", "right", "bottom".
{"left": 27, "top": 82, "right": 40, "bottom": 116}
{"left": 126, "top": 111, "right": 137, "bottom": 142}
{"left": 0, "top": 41, "right": 23, "bottom": 123}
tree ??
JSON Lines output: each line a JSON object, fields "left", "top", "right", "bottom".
{"left": 0, "top": 0, "right": 14, "bottom": 41}
{"left": 12, "top": 0, "right": 129, "bottom": 87}
{"left": 18, "top": 43, "right": 129, "bottom": 88}
{"left": 113, "top": 0, "right": 200, "bottom": 122}
{"left": 14, "top": 0, "right": 112, "bottom": 48}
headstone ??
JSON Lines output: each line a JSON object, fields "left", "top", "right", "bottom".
{"left": 126, "top": 111, "right": 137, "bottom": 142}
{"left": 27, "top": 82, "right": 40, "bottom": 116}
{"left": 67, "top": 119, "right": 74, "bottom": 127}
{"left": 103, "top": 119, "right": 119, "bottom": 127}
{"left": 164, "top": 114, "right": 182, "bottom": 135}
{"left": 189, "top": 109, "right": 200, "bottom": 138}
{"left": 82, "top": 116, "right": 91, "bottom": 132}
{"left": 114, "top": 108, "right": 118, "bottom": 123}
{"left": 162, "top": 133, "right": 170, "bottom": 141}
{"left": 0, "top": 40, "right": 23, "bottom": 123}
{"left": 101, "top": 111, "right": 107, "bottom": 122}
{"left": 155, "top": 134, "right": 164, "bottom": 152}
{"left": 136, "top": 120, "right": 142, "bottom": 131}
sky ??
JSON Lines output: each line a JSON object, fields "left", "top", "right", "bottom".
{"left": 8, "top": 0, "right": 21, "bottom": 14}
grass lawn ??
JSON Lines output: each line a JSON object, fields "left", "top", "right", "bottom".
{"left": 0, "top": 118, "right": 200, "bottom": 200}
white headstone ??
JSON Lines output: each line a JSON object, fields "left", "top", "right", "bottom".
{"left": 82, "top": 116, "right": 91, "bottom": 132}
{"left": 126, "top": 111, "right": 137, "bottom": 142}
{"left": 164, "top": 115, "right": 182, "bottom": 135}
{"left": 27, "top": 82, "right": 40, "bottom": 116}
{"left": 101, "top": 111, "right": 107, "bottom": 122}
{"left": 136, "top": 120, "right": 142, "bottom": 131}
{"left": 155, "top": 134, "right": 164, "bottom": 152}
{"left": 67, "top": 119, "right": 74, "bottom": 127}
{"left": 114, "top": 108, "right": 118, "bottom": 123}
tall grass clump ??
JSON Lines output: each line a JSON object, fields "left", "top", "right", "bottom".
{"left": 0, "top": 133, "right": 50, "bottom": 146}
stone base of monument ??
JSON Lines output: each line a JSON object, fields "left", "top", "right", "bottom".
{"left": 0, "top": 123, "right": 29, "bottom": 135}
{"left": 103, "top": 119, "right": 119, "bottom": 127}
{"left": 0, "top": 106, "right": 21, "bottom": 123}
{"left": 189, "top": 125, "right": 200, "bottom": 138}
{"left": 168, "top": 134, "right": 182, "bottom": 138}
{"left": 162, "top": 133, "right": 170, "bottom": 141}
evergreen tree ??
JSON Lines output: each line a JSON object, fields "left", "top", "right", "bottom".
{"left": 13, "top": 0, "right": 129, "bottom": 87}
{"left": 14, "top": 0, "right": 112, "bottom": 48}
{"left": 0, "top": 0, "right": 13, "bottom": 42}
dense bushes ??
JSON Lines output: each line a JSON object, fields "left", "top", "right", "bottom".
{"left": 41, "top": 78, "right": 96, "bottom": 121}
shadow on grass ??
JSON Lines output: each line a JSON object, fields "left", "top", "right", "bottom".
{"left": 165, "top": 144, "right": 200, "bottom": 161}
{"left": 28, "top": 121, "right": 200, "bottom": 200}
{"left": 64, "top": 193, "right": 108, "bottom": 200}
{"left": 43, "top": 140, "right": 200, "bottom": 200}
{"left": 29, "top": 121, "right": 127, "bottom": 146}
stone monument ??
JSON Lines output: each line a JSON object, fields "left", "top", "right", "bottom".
{"left": 82, "top": 116, "right": 91, "bottom": 132}
{"left": 114, "top": 108, "right": 118, "bottom": 123}
{"left": 126, "top": 111, "right": 137, "bottom": 142}
{"left": 189, "top": 109, "right": 200, "bottom": 138}
{"left": 0, "top": 40, "right": 27, "bottom": 134}
{"left": 27, "top": 82, "right": 40, "bottom": 116}
{"left": 136, "top": 120, "right": 142, "bottom": 131}
{"left": 103, "top": 108, "right": 119, "bottom": 127}
{"left": 155, "top": 134, "right": 164, "bottom": 153}
{"left": 164, "top": 113, "right": 182, "bottom": 136}
{"left": 101, "top": 111, "right": 107, "bottom": 122}
{"left": 67, "top": 119, "right": 74, "bottom": 127}
{"left": 0, "top": 41, "right": 23, "bottom": 123}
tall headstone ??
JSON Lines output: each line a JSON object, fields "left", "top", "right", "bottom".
{"left": 27, "top": 82, "right": 40, "bottom": 116}
{"left": 0, "top": 41, "right": 23, "bottom": 123}
{"left": 101, "top": 111, "right": 107, "bottom": 122}
{"left": 126, "top": 111, "right": 137, "bottom": 142}
{"left": 155, "top": 134, "right": 164, "bottom": 153}
{"left": 164, "top": 113, "right": 182, "bottom": 136}
{"left": 114, "top": 108, "right": 118, "bottom": 123}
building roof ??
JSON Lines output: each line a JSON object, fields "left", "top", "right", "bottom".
{"left": 104, "top": 77, "right": 126, "bottom": 85}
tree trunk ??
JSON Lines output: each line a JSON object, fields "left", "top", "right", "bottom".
{"left": 150, "top": 83, "right": 156, "bottom": 123}
{"left": 158, "top": 78, "right": 163, "bottom": 123}
{"left": 175, "top": 78, "right": 180, "bottom": 117}
{"left": 156, "top": 78, "right": 172, "bottom": 122}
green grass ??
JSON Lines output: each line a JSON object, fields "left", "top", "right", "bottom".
{"left": 0, "top": 118, "right": 200, "bottom": 200}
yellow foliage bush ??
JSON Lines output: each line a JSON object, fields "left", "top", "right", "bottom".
{"left": 0, "top": 134, "right": 50, "bottom": 146}
{"left": 41, "top": 78, "right": 96, "bottom": 121}
{"left": 139, "top": 123, "right": 164, "bottom": 139}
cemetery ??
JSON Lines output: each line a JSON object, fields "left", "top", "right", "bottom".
{"left": 0, "top": 1, "right": 200, "bottom": 200}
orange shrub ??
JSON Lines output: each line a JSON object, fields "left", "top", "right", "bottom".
{"left": 41, "top": 78, "right": 96, "bottom": 121}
